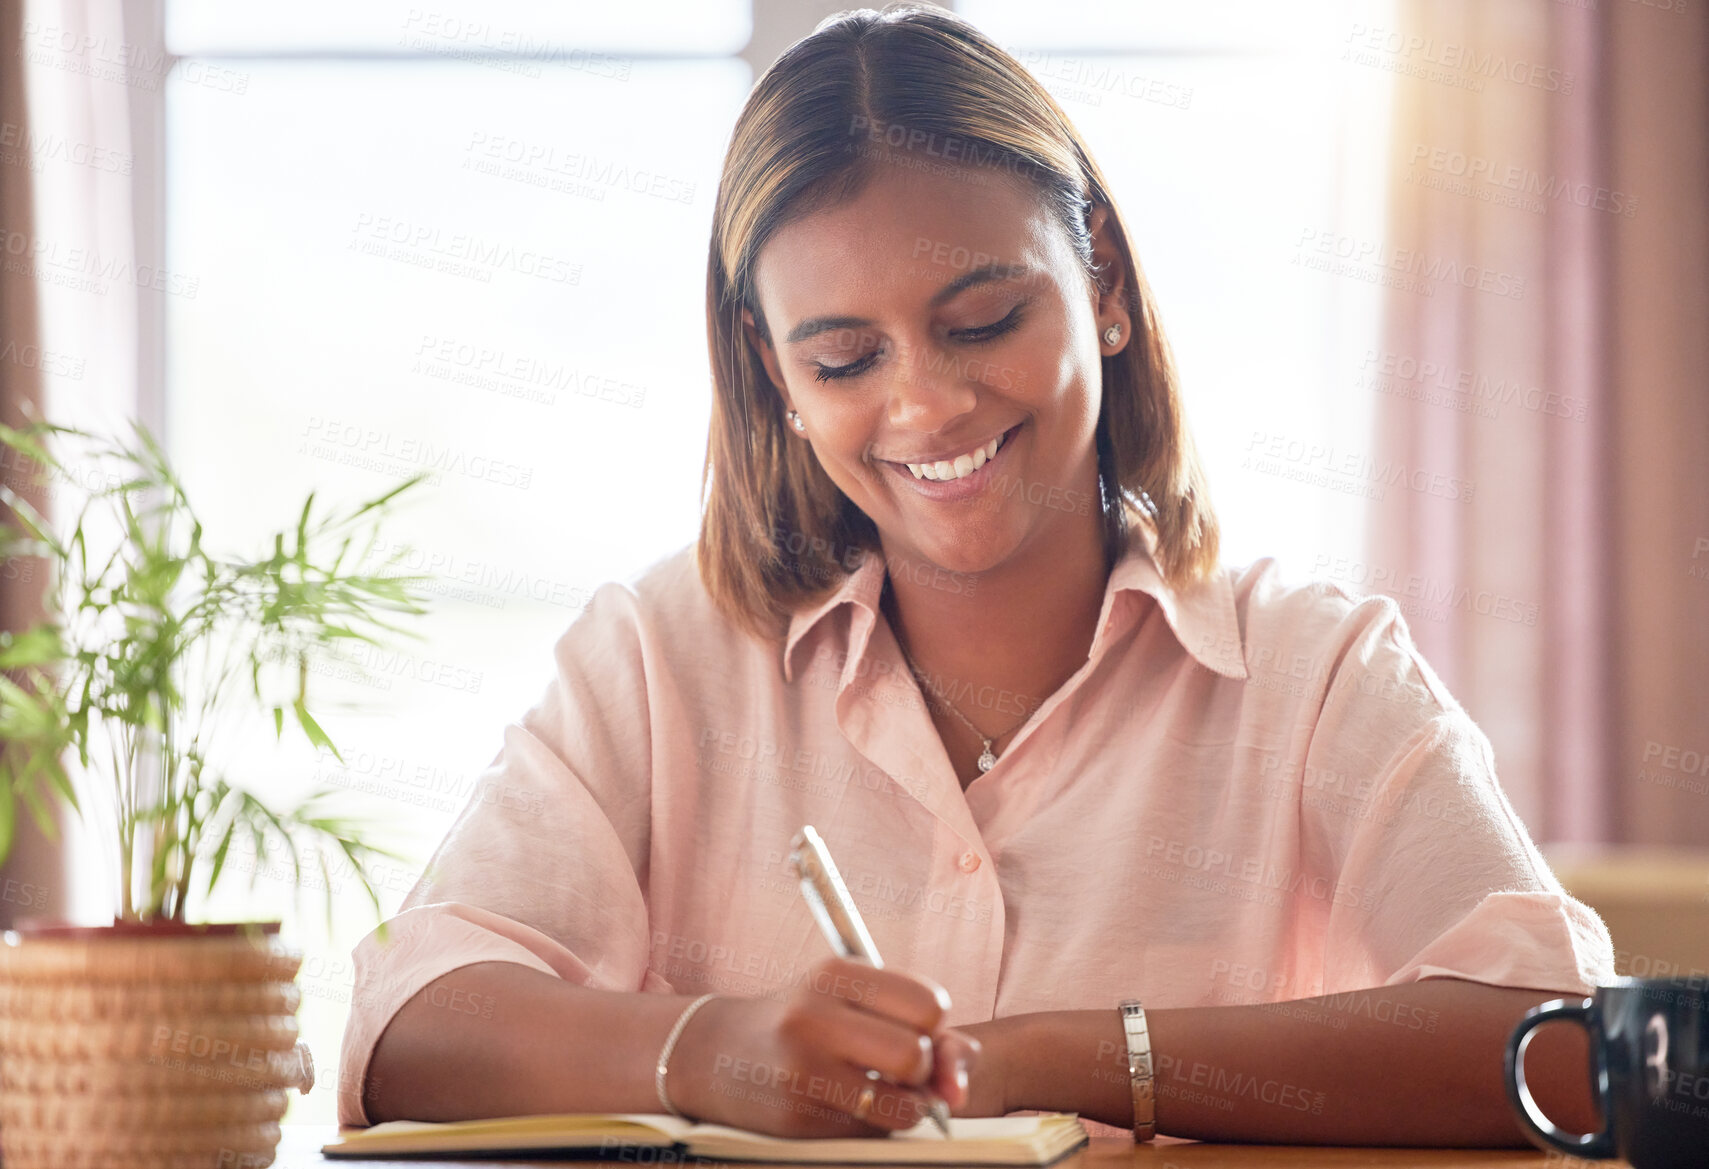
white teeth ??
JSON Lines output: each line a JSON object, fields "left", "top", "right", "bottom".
{"left": 905, "top": 429, "right": 1008, "bottom": 482}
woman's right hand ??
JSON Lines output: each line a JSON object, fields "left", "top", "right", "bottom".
{"left": 664, "top": 956, "right": 981, "bottom": 1137}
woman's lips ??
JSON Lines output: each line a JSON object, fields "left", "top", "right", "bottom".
{"left": 882, "top": 422, "right": 1023, "bottom": 501}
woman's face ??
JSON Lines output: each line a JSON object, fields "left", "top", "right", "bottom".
{"left": 743, "top": 157, "right": 1130, "bottom": 578}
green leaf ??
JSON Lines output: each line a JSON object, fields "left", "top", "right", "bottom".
{"left": 292, "top": 699, "right": 340, "bottom": 761}
{"left": 0, "top": 789, "right": 15, "bottom": 869}
{"left": 204, "top": 815, "right": 237, "bottom": 898}
{"left": 296, "top": 492, "right": 316, "bottom": 557}
{"left": 0, "top": 625, "right": 64, "bottom": 669}
{"left": 34, "top": 750, "right": 77, "bottom": 816}
{"left": 344, "top": 474, "right": 428, "bottom": 523}
{"left": 244, "top": 794, "right": 302, "bottom": 888}
{"left": 0, "top": 480, "right": 63, "bottom": 558}
{"left": 316, "top": 847, "right": 334, "bottom": 928}
{"left": 16, "top": 783, "right": 52, "bottom": 839}
{"left": 338, "top": 836, "right": 385, "bottom": 922}
{"left": 245, "top": 821, "right": 267, "bottom": 893}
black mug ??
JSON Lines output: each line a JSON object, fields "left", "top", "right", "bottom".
{"left": 1505, "top": 978, "right": 1709, "bottom": 1169}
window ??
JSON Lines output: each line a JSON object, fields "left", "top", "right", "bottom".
{"left": 164, "top": 3, "right": 751, "bottom": 1122}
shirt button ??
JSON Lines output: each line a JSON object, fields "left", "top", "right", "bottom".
{"left": 958, "top": 851, "right": 981, "bottom": 874}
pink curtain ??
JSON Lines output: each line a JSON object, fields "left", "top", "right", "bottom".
{"left": 0, "top": 0, "right": 150, "bottom": 922}
{"left": 0, "top": 0, "right": 70, "bottom": 924}
{"left": 1371, "top": 0, "right": 1709, "bottom": 845}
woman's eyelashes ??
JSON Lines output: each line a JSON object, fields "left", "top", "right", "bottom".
{"left": 810, "top": 304, "right": 1027, "bottom": 383}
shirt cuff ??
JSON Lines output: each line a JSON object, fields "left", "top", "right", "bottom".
{"left": 336, "top": 901, "right": 651, "bottom": 1127}
{"left": 1382, "top": 889, "right": 1617, "bottom": 997}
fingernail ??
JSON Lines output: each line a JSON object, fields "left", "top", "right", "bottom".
{"left": 955, "top": 1061, "right": 969, "bottom": 1093}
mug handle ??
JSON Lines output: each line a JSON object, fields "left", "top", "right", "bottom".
{"left": 1504, "top": 997, "right": 1617, "bottom": 1159}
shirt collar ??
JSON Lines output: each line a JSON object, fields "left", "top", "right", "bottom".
{"left": 780, "top": 522, "right": 1248, "bottom": 683}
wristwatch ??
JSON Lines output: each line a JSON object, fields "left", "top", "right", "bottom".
{"left": 1119, "top": 999, "right": 1155, "bottom": 1141}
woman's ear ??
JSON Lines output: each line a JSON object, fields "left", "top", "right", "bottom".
{"left": 1087, "top": 204, "right": 1132, "bottom": 350}
{"left": 742, "top": 305, "right": 790, "bottom": 397}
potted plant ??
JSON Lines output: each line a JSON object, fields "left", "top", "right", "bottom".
{"left": 0, "top": 419, "right": 432, "bottom": 1168}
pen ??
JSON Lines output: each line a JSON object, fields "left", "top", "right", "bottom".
{"left": 789, "top": 825, "right": 954, "bottom": 1139}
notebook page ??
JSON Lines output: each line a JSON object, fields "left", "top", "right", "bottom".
{"left": 681, "top": 1114, "right": 1055, "bottom": 1143}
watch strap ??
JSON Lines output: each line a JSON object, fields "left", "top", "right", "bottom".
{"left": 1119, "top": 998, "right": 1156, "bottom": 1141}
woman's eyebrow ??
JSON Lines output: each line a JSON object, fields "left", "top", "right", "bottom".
{"left": 782, "top": 261, "right": 1039, "bottom": 345}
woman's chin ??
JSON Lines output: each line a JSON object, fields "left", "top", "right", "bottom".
{"left": 882, "top": 518, "right": 1021, "bottom": 583}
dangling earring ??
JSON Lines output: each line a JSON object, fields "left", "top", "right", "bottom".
{"left": 787, "top": 410, "right": 806, "bottom": 434}
{"left": 1103, "top": 322, "right": 1123, "bottom": 346}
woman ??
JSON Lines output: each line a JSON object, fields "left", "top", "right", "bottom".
{"left": 339, "top": 4, "right": 1614, "bottom": 1146}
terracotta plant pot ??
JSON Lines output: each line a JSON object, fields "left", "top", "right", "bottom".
{"left": 0, "top": 919, "right": 313, "bottom": 1169}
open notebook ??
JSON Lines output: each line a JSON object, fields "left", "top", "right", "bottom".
{"left": 320, "top": 1111, "right": 1090, "bottom": 1164}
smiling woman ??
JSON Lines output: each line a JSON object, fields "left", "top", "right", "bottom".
{"left": 343, "top": 2, "right": 1617, "bottom": 1149}
{"left": 738, "top": 166, "right": 1111, "bottom": 566}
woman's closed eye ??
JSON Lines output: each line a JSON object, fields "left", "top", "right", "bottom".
{"left": 811, "top": 304, "right": 1027, "bottom": 383}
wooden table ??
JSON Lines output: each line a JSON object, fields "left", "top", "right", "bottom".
{"left": 273, "top": 1126, "right": 1631, "bottom": 1168}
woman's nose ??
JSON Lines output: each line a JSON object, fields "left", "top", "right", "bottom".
{"left": 883, "top": 337, "right": 981, "bottom": 432}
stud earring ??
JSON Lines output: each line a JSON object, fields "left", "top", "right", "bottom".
{"left": 787, "top": 410, "right": 806, "bottom": 433}
{"left": 1103, "top": 322, "right": 1123, "bottom": 346}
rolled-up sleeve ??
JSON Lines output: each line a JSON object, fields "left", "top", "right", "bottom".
{"left": 336, "top": 582, "right": 670, "bottom": 1126}
{"left": 1304, "top": 602, "right": 1615, "bottom": 1001}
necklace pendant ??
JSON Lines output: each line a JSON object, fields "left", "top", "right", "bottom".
{"left": 977, "top": 742, "right": 997, "bottom": 772}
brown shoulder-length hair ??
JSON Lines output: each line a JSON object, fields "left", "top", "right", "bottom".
{"left": 696, "top": 1, "right": 1219, "bottom": 644}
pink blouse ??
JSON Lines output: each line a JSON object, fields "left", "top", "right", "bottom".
{"left": 335, "top": 523, "right": 1615, "bottom": 1129}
